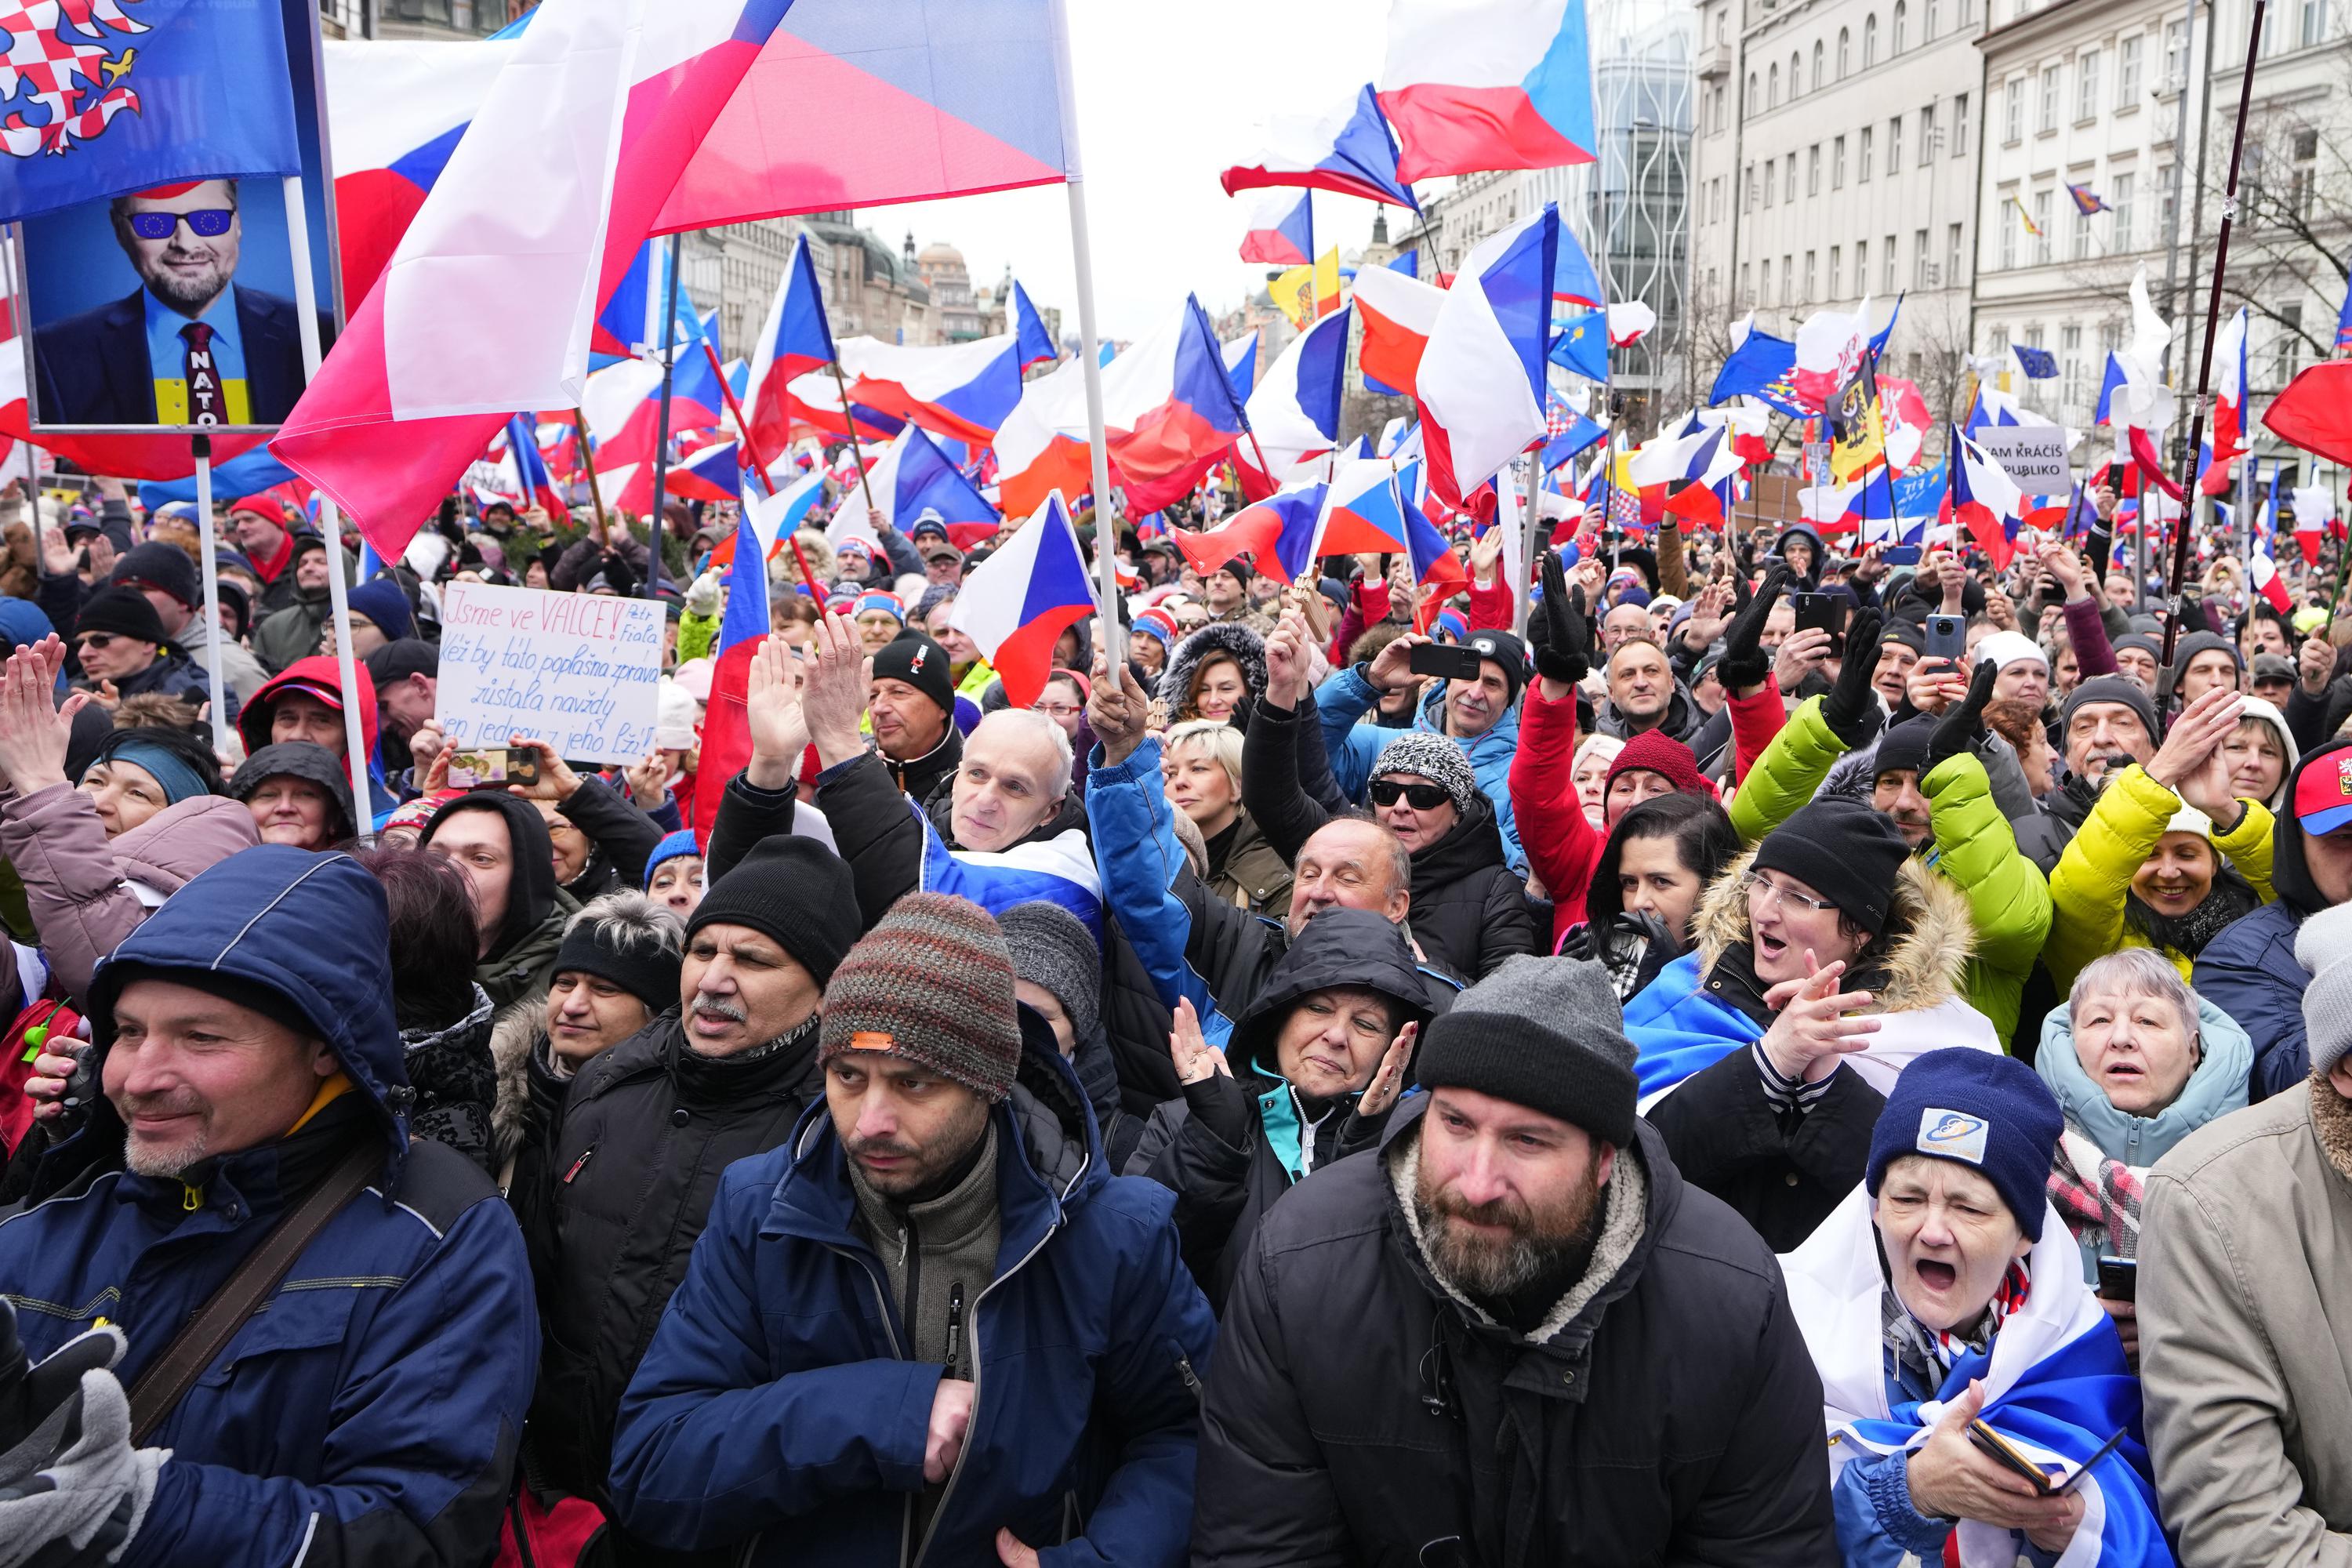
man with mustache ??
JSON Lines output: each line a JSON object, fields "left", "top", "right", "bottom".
{"left": 512, "top": 830, "right": 861, "bottom": 1557}
{"left": 34, "top": 179, "right": 333, "bottom": 427}
{"left": 1192, "top": 955, "right": 1835, "bottom": 1564}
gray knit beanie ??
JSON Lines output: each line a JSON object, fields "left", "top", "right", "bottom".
{"left": 1414, "top": 956, "right": 1639, "bottom": 1147}
{"left": 819, "top": 893, "right": 1023, "bottom": 1102}
{"left": 997, "top": 900, "right": 1101, "bottom": 1043}
{"left": 1371, "top": 731, "right": 1479, "bottom": 815}
{"left": 2296, "top": 901, "right": 2352, "bottom": 1076}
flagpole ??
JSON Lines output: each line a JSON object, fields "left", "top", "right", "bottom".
{"left": 641, "top": 232, "right": 681, "bottom": 604}
{"left": 1049, "top": 0, "right": 1125, "bottom": 672}
{"left": 187, "top": 434, "right": 227, "bottom": 743}
{"left": 573, "top": 408, "right": 612, "bottom": 539}
{"left": 2158, "top": 0, "right": 2265, "bottom": 731}
{"left": 826, "top": 358, "right": 880, "bottom": 513}
{"left": 281, "top": 173, "right": 372, "bottom": 838}
{"left": 710, "top": 339, "right": 826, "bottom": 602}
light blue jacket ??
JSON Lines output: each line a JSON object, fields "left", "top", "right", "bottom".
{"left": 1313, "top": 665, "right": 1526, "bottom": 875}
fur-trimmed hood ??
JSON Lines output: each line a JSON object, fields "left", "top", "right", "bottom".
{"left": 1157, "top": 621, "right": 1266, "bottom": 724}
{"left": 1689, "top": 844, "right": 1977, "bottom": 1014}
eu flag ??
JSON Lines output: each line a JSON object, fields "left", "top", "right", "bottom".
{"left": 2012, "top": 343, "right": 2060, "bottom": 379}
{"left": 0, "top": 0, "right": 303, "bottom": 226}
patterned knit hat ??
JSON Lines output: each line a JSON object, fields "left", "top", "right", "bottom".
{"left": 820, "top": 893, "right": 1024, "bottom": 1102}
{"left": 1370, "top": 730, "right": 1479, "bottom": 815}
{"left": 1605, "top": 729, "right": 1708, "bottom": 799}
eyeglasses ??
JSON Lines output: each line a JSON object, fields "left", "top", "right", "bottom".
{"left": 1370, "top": 779, "right": 1452, "bottom": 811}
{"left": 126, "top": 209, "right": 233, "bottom": 241}
{"left": 1033, "top": 701, "right": 1081, "bottom": 718}
{"left": 1742, "top": 870, "right": 1839, "bottom": 914}
{"left": 74, "top": 633, "right": 120, "bottom": 651}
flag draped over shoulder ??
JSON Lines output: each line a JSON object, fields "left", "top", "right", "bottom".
{"left": 918, "top": 800, "right": 1103, "bottom": 942}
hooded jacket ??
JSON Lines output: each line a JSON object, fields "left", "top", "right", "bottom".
{"left": 2192, "top": 737, "right": 2349, "bottom": 1099}
{"left": 1191, "top": 1099, "right": 1836, "bottom": 1566}
{"left": 1316, "top": 663, "right": 1528, "bottom": 874}
{"left": 0, "top": 846, "right": 536, "bottom": 1568}
{"left": 2034, "top": 990, "right": 2252, "bottom": 1279}
{"left": 0, "top": 782, "right": 256, "bottom": 1003}
{"left": 235, "top": 653, "right": 380, "bottom": 769}
{"left": 608, "top": 1034, "right": 1217, "bottom": 1567}
{"left": 230, "top": 740, "right": 358, "bottom": 846}
{"left": 1631, "top": 850, "right": 2000, "bottom": 1250}
{"left": 1396, "top": 790, "right": 1541, "bottom": 981}
{"left": 2045, "top": 761, "right": 2275, "bottom": 993}
{"left": 2161, "top": 630, "right": 2243, "bottom": 702}
{"left": 1125, "top": 909, "right": 1432, "bottom": 1307}
{"left": 1157, "top": 620, "right": 1266, "bottom": 728}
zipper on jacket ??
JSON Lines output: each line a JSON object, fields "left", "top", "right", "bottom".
{"left": 561, "top": 1142, "right": 597, "bottom": 1184}
{"left": 945, "top": 1283, "right": 965, "bottom": 1381}
{"left": 911, "top": 1149, "right": 1088, "bottom": 1566}
{"left": 824, "top": 1242, "right": 914, "bottom": 1568}
{"left": 1174, "top": 1349, "right": 1202, "bottom": 1402}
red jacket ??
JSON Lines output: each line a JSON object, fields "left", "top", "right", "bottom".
{"left": 1509, "top": 681, "right": 1601, "bottom": 950}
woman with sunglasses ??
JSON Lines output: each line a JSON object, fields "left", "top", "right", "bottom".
{"left": 1624, "top": 797, "right": 2003, "bottom": 1250}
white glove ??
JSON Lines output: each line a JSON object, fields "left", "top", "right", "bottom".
{"left": 683, "top": 570, "right": 724, "bottom": 617}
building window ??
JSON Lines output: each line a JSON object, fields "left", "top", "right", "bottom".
{"left": 1769, "top": 62, "right": 1780, "bottom": 105}
{"left": 1787, "top": 153, "right": 1798, "bottom": 202}
{"left": 1831, "top": 244, "right": 1843, "bottom": 295}
{"left": 1748, "top": 70, "right": 1759, "bottom": 107}
{"left": 1806, "top": 250, "right": 1818, "bottom": 299}
{"left": 2294, "top": 128, "right": 2320, "bottom": 219}
{"left": 2165, "top": 20, "right": 2187, "bottom": 89}
{"left": 2062, "top": 324, "right": 2086, "bottom": 411}
{"left": 2039, "top": 64, "right": 2060, "bottom": 131}
{"left": 1748, "top": 162, "right": 1759, "bottom": 210}
{"left": 1894, "top": 0, "right": 1908, "bottom": 50}
{"left": 1838, "top": 25, "right": 1852, "bottom": 73}
{"left": 1855, "top": 240, "right": 1869, "bottom": 290}
{"left": 1961, "top": 0, "right": 1975, "bottom": 23}
{"left": 2034, "top": 189, "right": 2053, "bottom": 263}
{"left": 1834, "top": 135, "right": 1848, "bottom": 186}
{"left": 1860, "top": 125, "right": 1875, "bottom": 179}
{"left": 2112, "top": 171, "right": 2135, "bottom": 249}
{"left": 1785, "top": 254, "right": 1795, "bottom": 304}
{"left": 1741, "top": 262, "right": 1752, "bottom": 304}
{"left": 2005, "top": 78, "right": 2024, "bottom": 142}
{"left": 1809, "top": 144, "right": 1822, "bottom": 194}
{"left": 1948, "top": 222, "right": 1965, "bottom": 284}
{"left": 2303, "top": 0, "right": 2328, "bottom": 46}
{"left": 1926, "top": 0, "right": 1940, "bottom": 38}
{"left": 1920, "top": 104, "right": 1937, "bottom": 165}
{"left": 2071, "top": 192, "right": 2092, "bottom": 259}
{"left": 1813, "top": 39, "right": 1826, "bottom": 87}
{"left": 1997, "top": 201, "right": 2013, "bottom": 270}
{"left": 2160, "top": 165, "right": 2176, "bottom": 232}
{"left": 2118, "top": 35, "right": 2142, "bottom": 100}
{"left": 1883, "top": 234, "right": 1898, "bottom": 292}
{"left": 2077, "top": 49, "right": 2100, "bottom": 119}
{"left": 1889, "top": 114, "right": 1904, "bottom": 169}
{"left": 2278, "top": 303, "right": 2306, "bottom": 381}
{"left": 1760, "top": 260, "right": 1772, "bottom": 304}
{"left": 1864, "top": 13, "right": 1879, "bottom": 64}
{"left": 1914, "top": 229, "right": 1931, "bottom": 286}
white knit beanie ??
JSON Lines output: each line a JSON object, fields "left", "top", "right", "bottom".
{"left": 2296, "top": 902, "right": 2352, "bottom": 1075}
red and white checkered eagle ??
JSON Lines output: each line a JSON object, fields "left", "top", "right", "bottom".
{"left": 0, "top": 0, "right": 147, "bottom": 158}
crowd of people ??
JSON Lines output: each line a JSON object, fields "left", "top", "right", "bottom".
{"left": 0, "top": 468, "right": 2347, "bottom": 1566}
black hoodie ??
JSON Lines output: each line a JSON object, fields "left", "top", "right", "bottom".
{"left": 1404, "top": 790, "right": 1541, "bottom": 981}
{"left": 419, "top": 791, "right": 576, "bottom": 1010}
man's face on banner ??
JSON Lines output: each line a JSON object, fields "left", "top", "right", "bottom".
{"left": 114, "top": 180, "right": 241, "bottom": 316}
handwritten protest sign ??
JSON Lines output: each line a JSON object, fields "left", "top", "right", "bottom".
{"left": 434, "top": 583, "right": 662, "bottom": 764}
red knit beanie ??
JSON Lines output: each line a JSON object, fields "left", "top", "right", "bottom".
{"left": 1605, "top": 729, "right": 1708, "bottom": 798}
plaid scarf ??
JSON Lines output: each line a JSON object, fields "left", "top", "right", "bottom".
{"left": 1882, "top": 1259, "right": 2032, "bottom": 1383}
{"left": 2046, "top": 1125, "right": 2147, "bottom": 1262}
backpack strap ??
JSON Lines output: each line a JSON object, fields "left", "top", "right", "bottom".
{"left": 125, "top": 1138, "right": 383, "bottom": 1445}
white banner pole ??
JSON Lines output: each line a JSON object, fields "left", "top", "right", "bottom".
{"left": 1049, "top": 0, "right": 1123, "bottom": 673}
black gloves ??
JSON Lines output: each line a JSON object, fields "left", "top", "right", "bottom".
{"left": 1820, "top": 607, "right": 1887, "bottom": 746}
{"left": 1715, "top": 564, "right": 1786, "bottom": 693}
{"left": 0, "top": 1298, "right": 123, "bottom": 1461}
{"left": 1926, "top": 658, "right": 1998, "bottom": 774}
{"left": 1534, "top": 551, "right": 1594, "bottom": 686}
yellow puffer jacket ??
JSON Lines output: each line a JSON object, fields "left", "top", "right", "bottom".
{"left": 2045, "top": 763, "right": 2274, "bottom": 992}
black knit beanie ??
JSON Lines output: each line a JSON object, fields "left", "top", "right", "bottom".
{"left": 74, "top": 586, "right": 168, "bottom": 646}
{"left": 1461, "top": 629, "right": 1528, "bottom": 707}
{"left": 686, "top": 834, "right": 859, "bottom": 986}
{"left": 554, "top": 917, "right": 684, "bottom": 1012}
{"left": 1414, "top": 955, "right": 1638, "bottom": 1148}
{"left": 1751, "top": 797, "right": 1911, "bottom": 934}
{"left": 1870, "top": 713, "right": 1939, "bottom": 779}
{"left": 870, "top": 630, "right": 956, "bottom": 722}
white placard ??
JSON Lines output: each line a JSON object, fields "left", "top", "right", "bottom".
{"left": 1974, "top": 426, "right": 2074, "bottom": 492}
{"left": 434, "top": 583, "right": 663, "bottom": 764}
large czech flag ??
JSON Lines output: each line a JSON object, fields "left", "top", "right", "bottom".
{"left": 1173, "top": 482, "right": 1328, "bottom": 586}
{"left": 1378, "top": 0, "right": 1598, "bottom": 183}
{"left": 1416, "top": 205, "right": 1558, "bottom": 511}
{"left": 1354, "top": 265, "right": 1446, "bottom": 398}
{"left": 1220, "top": 85, "right": 1419, "bottom": 209}
{"left": 948, "top": 492, "right": 1098, "bottom": 707}
{"left": 838, "top": 334, "right": 1029, "bottom": 445}
{"left": 1239, "top": 189, "right": 1316, "bottom": 267}
{"left": 1235, "top": 306, "right": 1351, "bottom": 498}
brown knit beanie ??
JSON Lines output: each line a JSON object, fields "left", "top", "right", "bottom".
{"left": 818, "top": 893, "right": 1023, "bottom": 1102}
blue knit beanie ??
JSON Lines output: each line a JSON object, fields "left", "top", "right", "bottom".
{"left": 644, "top": 829, "right": 700, "bottom": 888}
{"left": 1866, "top": 1049, "right": 2063, "bottom": 1241}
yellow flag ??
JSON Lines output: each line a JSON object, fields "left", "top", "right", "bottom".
{"left": 1269, "top": 262, "right": 1315, "bottom": 327}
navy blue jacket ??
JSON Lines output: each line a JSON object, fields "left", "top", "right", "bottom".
{"left": 609, "top": 1038, "right": 1216, "bottom": 1567}
{"left": 2194, "top": 739, "right": 2351, "bottom": 1101}
{"left": 0, "top": 846, "right": 537, "bottom": 1568}
{"left": 34, "top": 285, "right": 332, "bottom": 426}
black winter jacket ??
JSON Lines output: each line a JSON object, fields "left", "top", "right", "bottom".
{"left": 514, "top": 1008, "right": 825, "bottom": 1534}
{"left": 556, "top": 775, "right": 666, "bottom": 902}
{"left": 1192, "top": 1103, "right": 1837, "bottom": 1567}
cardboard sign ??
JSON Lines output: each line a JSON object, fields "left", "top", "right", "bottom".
{"left": 434, "top": 583, "right": 663, "bottom": 764}
{"left": 1975, "top": 426, "right": 2073, "bottom": 492}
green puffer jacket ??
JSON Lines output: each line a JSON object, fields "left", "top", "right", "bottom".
{"left": 1725, "top": 695, "right": 2051, "bottom": 1040}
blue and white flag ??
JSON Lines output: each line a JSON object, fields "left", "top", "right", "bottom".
{"left": 0, "top": 0, "right": 305, "bottom": 225}
{"left": 915, "top": 800, "right": 1102, "bottom": 942}
{"left": 1783, "top": 1185, "right": 2173, "bottom": 1566}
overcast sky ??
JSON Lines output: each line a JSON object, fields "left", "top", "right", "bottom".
{"left": 876, "top": 0, "right": 1404, "bottom": 344}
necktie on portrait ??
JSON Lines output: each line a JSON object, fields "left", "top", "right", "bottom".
{"left": 181, "top": 321, "right": 223, "bottom": 426}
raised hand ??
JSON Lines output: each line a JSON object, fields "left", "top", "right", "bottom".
{"left": 744, "top": 636, "right": 810, "bottom": 789}
{"left": 624, "top": 751, "right": 672, "bottom": 811}
{"left": 505, "top": 735, "right": 583, "bottom": 803}
{"left": 1264, "top": 609, "right": 1312, "bottom": 710}
{"left": 1365, "top": 633, "right": 1429, "bottom": 695}
{"left": 1087, "top": 653, "right": 1152, "bottom": 767}
{"left": 1758, "top": 953, "right": 1879, "bottom": 1084}
{"left": 2147, "top": 684, "right": 2248, "bottom": 826}
{"left": 802, "top": 612, "right": 873, "bottom": 769}
{"left": 1167, "top": 996, "right": 1231, "bottom": 1085}
{"left": 1534, "top": 551, "right": 1591, "bottom": 688}
{"left": 0, "top": 648, "right": 82, "bottom": 794}
{"left": 1924, "top": 658, "right": 1998, "bottom": 774}
{"left": 1356, "top": 1021, "right": 1418, "bottom": 1118}
{"left": 1717, "top": 563, "right": 1789, "bottom": 694}
{"left": 1818, "top": 608, "right": 1887, "bottom": 743}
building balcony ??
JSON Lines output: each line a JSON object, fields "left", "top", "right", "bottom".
{"left": 1697, "top": 39, "right": 1734, "bottom": 78}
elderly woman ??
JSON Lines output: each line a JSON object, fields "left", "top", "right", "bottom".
{"left": 2045, "top": 685, "right": 2273, "bottom": 991}
{"left": 2219, "top": 695, "right": 2296, "bottom": 813}
{"left": 1782, "top": 1050, "right": 2169, "bottom": 1566}
{"left": 2036, "top": 949, "right": 2252, "bottom": 1361}
{"left": 229, "top": 741, "right": 357, "bottom": 851}
{"left": 1571, "top": 732, "right": 1624, "bottom": 829}
{"left": 644, "top": 829, "right": 704, "bottom": 920}
{"left": 1161, "top": 717, "right": 1290, "bottom": 916}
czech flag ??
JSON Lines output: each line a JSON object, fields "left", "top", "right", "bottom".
{"left": 1417, "top": 205, "right": 1559, "bottom": 511}
{"left": 273, "top": 0, "right": 797, "bottom": 557}
{"left": 691, "top": 503, "right": 776, "bottom": 849}
{"left": 1310, "top": 459, "right": 1418, "bottom": 557}
{"left": 322, "top": 38, "right": 514, "bottom": 310}
{"left": 837, "top": 333, "right": 1029, "bottom": 444}
{"left": 1172, "top": 482, "right": 1328, "bottom": 586}
{"left": 1235, "top": 306, "right": 1350, "bottom": 498}
{"left": 1378, "top": 0, "right": 1598, "bottom": 183}
{"left": 1949, "top": 423, "right": 2025, "bottom": 567}
{"left": 667, "top": 436, "right": 743, "bottom": 503}
{"left": 1219, "top": 84, "right": 1418, "bottom": 209}
{"left": 947, "top": 492, "right": 1098, "bottom": 708}
{"left": 2199, "top": 307, "right": 2250, "bottom": 496}
{"left": 593, "top": 238, "right": 708, "bottom": 365}
{"left": 710, "top": 466, "right": 825, "bottom": 566}
{"left": 779, "top": 369, "right": 902, "bottom": 446}
{"left": 2292, "top": 485, "right": 2338, "bottom": 565}
{"left": 502, "top": 415, "right": 568, "bottom": 514}
{"left": 1239, "top": 188, "right": 1316, "bottom": 266}
{"left": 1009, "top": 279, "right": 1058, "bottom": 371}
{"left": 830, "top": 424, "right": 1000, "bottom": 549}
{"left": 2252, "top": 547, "right": 2295, "bottom": 612}
{"left": 744, "top": 234, "right": 839, "bottom": 463}
{"left": 1222, "top": 333, "right": 1259, "bottom": 402}
{"left": 1354, "top": 263, "right": 1446, "bottom": 397}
